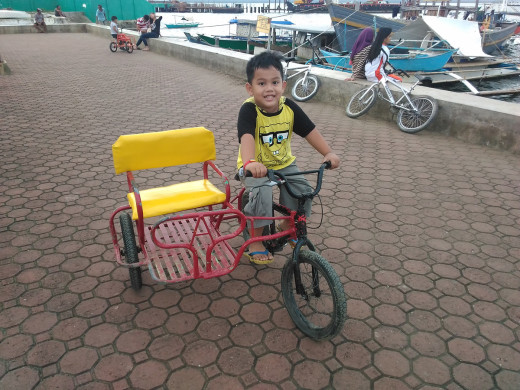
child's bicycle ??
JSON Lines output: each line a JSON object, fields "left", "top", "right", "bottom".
{"left": 109, "top": 127, "right": 347, "bottom": 340}
{"left": 346, "top": 69, "right": 439, "bottom": 133}
{"left": 109, "top": 30, "right": 134, "bottom": 53}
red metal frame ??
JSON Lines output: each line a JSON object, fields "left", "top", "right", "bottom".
{"left": 116, "top": 33, "right": 133, "bottom": 48}
{"left": 110, "top": 159, "right": 301, "bottom": 284}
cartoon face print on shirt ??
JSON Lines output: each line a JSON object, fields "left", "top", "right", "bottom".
{"left": 256, "top": 121, "right": 291, "bottom": 168}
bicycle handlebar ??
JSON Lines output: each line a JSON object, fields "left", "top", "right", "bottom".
{"left": 245, "top": 161, "right": 331, "bottom": 200}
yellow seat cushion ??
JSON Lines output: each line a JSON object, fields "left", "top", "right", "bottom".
{"left": 127, "top": 179, "right": 226, "bottom": 220}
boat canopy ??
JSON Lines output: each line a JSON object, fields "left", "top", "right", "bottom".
{"left": 392, "top": 16, "right": 491, "bottom": 58}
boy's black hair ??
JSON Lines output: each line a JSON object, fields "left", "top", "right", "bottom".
{"left": 143, "top": 15, "right": 150, "bottom": 21}
{"left": 246, "top": 51, "right": 284, "bottom": 83}
{"left": 111, "top": 15, "right": 117, "bottom": 21}
{"left": 367, "top": 27, "right": 392, "bottom": 63}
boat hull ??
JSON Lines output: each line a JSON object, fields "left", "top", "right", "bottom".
{"left": 389, "top": 50, "right": 455, "bottom": 72}
{"left": 198, "top": 35, "right": 248, "bottom": 50}
{"left": 327, "top": 4, "right": 406, "bottom": 52}
{"left": 166, "top": 23, "right": 200, "bottom": 29}
{"left": 482, "top": 23, "right": 519, "bottom": 54}
{"left": 320, "top": 48, "right": 455, "bottom": 72}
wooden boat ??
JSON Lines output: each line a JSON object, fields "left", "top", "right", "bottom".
{"left": 326, "top": 3, "right": 406, "bottom": 52}
{"left": 165, "top": 16, "right": 200, "bottom": 29}
{"left": 319, "top": 47, "right": 456, "bottom": 72}
{"left": 197, "top": 34, "right": 292, "bottom": 52}
{"left": 197, "top": 34, "right": 249, "bottom": 51}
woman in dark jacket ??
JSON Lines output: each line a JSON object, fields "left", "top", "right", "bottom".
{"left": 135, "top": 13, "right": 162, "bottom": 51}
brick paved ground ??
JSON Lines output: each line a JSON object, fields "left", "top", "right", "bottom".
{"left": 1, "top": 33, "right": 519, "bottom": 389}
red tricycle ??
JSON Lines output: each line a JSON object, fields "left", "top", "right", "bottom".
{"left": 109, "top": 127, "right": 347, "bottom": 340}
{"left": 109, "top": 31, "right": 134, "bottom": 53}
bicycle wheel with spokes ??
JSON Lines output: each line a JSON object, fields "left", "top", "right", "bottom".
{"left": 346, "top": 87, "right": 376, "bottom": 118}
{"left": 397, "top": 95, "right": 438, "bottom": 133}
{"left": 291, "top": 75, "right": 320, "bottom": 102}
{"left": 109, "top": 42, "right": 117, "bottom": 52}
{"left": 281, "top": 249, "right": 347, "bottom": 340}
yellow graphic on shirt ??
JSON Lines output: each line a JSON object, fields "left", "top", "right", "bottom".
{"left": 257, "top": 122, "right": 292, "bottom": 168}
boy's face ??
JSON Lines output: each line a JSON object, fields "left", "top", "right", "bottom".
{"left": 246, "top": 66, "right": 286, "bottom": 114}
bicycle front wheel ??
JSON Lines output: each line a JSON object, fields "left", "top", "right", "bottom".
{"left": 281, "top": 250, "right": 347, "bottom": 340}
{"left": 291, "top": 75, "right": 320, "bottom": 102}
{"left": 109, "top": 42, "right": 117, "bottom": 52}
{"left": 346, "top": 87, "right": 376, "bottom": 118}
{"left": 397, "top": 95, "right": 438, "bottom": 133}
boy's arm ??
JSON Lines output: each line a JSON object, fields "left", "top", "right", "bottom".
{"left": 240, "top": 134, "right": 267, "bottom": 178}
{"left": 304, "top": 128, "right": 340, "bottom": 169}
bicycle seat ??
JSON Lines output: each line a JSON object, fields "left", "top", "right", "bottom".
{"left": 112, "top": 127, "right": 228, "bottom": 220}
{"left": 283, "top": 56, "right": 296, "bottom": 64}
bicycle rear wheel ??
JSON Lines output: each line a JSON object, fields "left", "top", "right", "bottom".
{"left": 346, "top": 87, "right": 376, "bottom": 118}
{"left": 291, "top": 75, "right": 320, "bottom": 102}
{"left": 397, "top": 95, "right": 438, "bottom": 133}
{"left": 119, "top": 212, "right": 142, "bottom": 290}
{"left": 281, "top": 250, "right": 347, "bottom": 340}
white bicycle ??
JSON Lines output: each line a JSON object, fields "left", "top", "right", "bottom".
{"left": 283, "top": 56, "right": 320, "bottom": 102}
{"left": 346, "top": 70, "right": 438, "bottom": 134}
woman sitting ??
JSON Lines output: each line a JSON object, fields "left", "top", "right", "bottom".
{"left": 364, "top": 27, "right": 401, "bottom": 83}
{"left": 134, "top": 13, "right": 162, "bottom": 51}
{"left": 347, "top": 28, "right": 374, "bottom": 81}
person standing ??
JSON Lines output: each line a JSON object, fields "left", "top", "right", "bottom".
{"left": 34, "top": 8, "right": 47, "bottom": 33}
{"left": 134, "top": 13, "right": 162, "bottom": 51}
{"left": 96, "top": 5, "right": 107, "bottom": 25}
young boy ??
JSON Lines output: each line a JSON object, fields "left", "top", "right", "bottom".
{"left": 110, "top": 16, "right": 118, "bottom": 42}
{"left": 238, "top": 51, "right": 340, "bottom": 264}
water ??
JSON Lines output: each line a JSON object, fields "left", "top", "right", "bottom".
{"left": 158, "top": 5, "right": 520, "bottom": 103}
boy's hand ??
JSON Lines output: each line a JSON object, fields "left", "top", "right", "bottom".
{"left": 323, "top": 152, "right": 340, "bottom": 169}
{"left": 245, "top": 162, "right": 267, "bottom": 178}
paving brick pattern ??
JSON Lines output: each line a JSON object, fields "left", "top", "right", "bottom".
{"left": 1, "top": 33, "right": 519, "bottom": 389}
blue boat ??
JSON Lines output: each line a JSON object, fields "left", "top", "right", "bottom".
{"left": 388, "top": 49, "right": 456, "bottom": 72}
{"left": 319, "top": 47, "right": 456, "bottom": 72}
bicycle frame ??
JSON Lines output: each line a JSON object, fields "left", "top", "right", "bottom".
{"left": 355, "top": 76, "right": 421, "bottom": 112}
{"left": 374, "top": 76, "right": 422, "bottom": 111}
{"left": 283, "top": 61, "right": 313, "bottom": 83}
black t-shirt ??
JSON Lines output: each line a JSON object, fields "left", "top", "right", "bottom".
{"left": 150, "top": 16, "right": 162, "bottom": 35}
{"left": 237, "top": 98, "right": 315, "bottom": 142}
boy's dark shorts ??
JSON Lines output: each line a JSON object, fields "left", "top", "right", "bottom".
{"left": 111, "top": 34, "right": 117, "bottom": 39}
